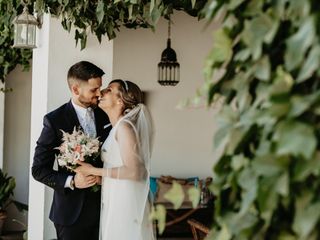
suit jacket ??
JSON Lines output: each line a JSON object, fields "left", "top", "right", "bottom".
{"left": 32, "top": 100, "right": 110, "bottom": 226}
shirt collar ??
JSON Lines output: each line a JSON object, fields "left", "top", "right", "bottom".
{"left": 71, "top": 99, "right": 89, "bottom": 119}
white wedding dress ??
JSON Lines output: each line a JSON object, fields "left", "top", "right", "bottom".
{"left": 99, "top": 114, "right": 155, "bottom": 240}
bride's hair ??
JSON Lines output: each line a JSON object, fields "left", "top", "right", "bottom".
{"left": 109, "top": 79, "right": 143, "bottom": 114}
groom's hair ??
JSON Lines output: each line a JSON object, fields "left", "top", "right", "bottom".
{"left": 67, "top": 61, "right": 105, "bottom": 89}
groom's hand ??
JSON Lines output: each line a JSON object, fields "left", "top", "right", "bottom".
{"left": 74, "top": 172, "right": 96, "bottom": 189}
{"left": 95, "top": 176, "right": 102, "bottom": 185}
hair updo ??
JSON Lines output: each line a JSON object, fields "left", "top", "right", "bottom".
{"left": 109, "top": 79, "right": 143, "bottom": 114}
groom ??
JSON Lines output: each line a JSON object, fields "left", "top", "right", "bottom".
{"left": 32, "top": 61, "right": 110, "bottom": 240}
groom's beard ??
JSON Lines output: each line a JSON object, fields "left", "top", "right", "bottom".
{"left": 78, "top": 96, "right": 99, "bottom": 108}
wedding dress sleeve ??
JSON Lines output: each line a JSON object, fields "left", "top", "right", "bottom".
{"left": 103, "top": 120, "right": 147, "bottom": 181}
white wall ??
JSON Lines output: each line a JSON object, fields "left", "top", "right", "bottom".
{"left": 113, "top": 11, "right": 219, "bottom": 178}
{"left": 46, "top": 19, "right": 114, "bottom": 111}
{"left": 3, "top": 65, "right": 32, "bottom": 231}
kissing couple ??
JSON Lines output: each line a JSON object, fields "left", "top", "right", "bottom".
{"left": 32, "top": 61, "right": 155, "bottom": 240}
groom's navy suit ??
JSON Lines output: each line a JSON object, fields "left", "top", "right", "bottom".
{"left": 32, "top": 100, "right": 110, "bottom": 240}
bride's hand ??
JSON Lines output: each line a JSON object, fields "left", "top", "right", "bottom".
{"left": 74, "top": 160, "right": 94, "bottom": 176}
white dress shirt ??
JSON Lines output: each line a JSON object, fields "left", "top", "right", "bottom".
{"left": 71, "top": 100, "right": 96, "bottom": 136}
{"left": 64, "top": 100, "right": 97, "bottom": 189}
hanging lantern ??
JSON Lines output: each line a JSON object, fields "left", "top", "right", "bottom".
{"left": 158, "top": 18, "right": 180, "bottom": 86}
{"left": 13, "top": 4, "right": 39, "bottom": 49}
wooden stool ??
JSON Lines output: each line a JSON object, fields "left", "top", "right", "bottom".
{"left": 187, "top": 218, "right": 210, "bottom": 240}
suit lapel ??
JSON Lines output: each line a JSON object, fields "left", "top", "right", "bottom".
{"left": 65, "top": 100, "right": 81, "bottom": 130}
{"left": 94, "top": 107, "right": 110, "bottom": 142}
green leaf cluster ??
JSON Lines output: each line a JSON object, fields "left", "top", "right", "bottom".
{"left": 35, "top": 0, "right": 207, "bottom": 49}
{"left": 0, "top": 1, "right": 32, "bottom": 88}
{"left": 0, "top": 168, "right": 16, "bottom": 211}
{"left": 203, "top": 0, "right": 320, "bottom": 239}
{"left": 0, "top": 0, "right": 207, "bottom": 87}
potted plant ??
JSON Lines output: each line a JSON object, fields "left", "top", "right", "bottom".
{"left": 0, "top": 168, "right": 16, "bottom": 235}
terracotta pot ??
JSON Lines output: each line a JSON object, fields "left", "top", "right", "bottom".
{"left": 0, "top": 210, "right": 8, "bottom": 236}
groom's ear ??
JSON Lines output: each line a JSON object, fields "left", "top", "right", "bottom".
{"left": 71, "top": 84, "right": 80, "bottom": 95}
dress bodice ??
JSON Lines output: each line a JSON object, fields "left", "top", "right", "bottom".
{"left": 101, "top": 120, "right": 123, "bottom": 168}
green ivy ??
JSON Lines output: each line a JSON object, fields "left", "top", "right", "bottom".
{"left": 35, "top": 0, "right": 207, "bottom": 49}
{"left": 0, "top": 0, "right": 207, "bottom": 89}
{"left": 202, "top": 0, "right": 320, "bottom": 239}
{"left": 0, "top": 0, "right": 32, "bottom": 85}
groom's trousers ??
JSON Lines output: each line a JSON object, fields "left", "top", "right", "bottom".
{"left": 54, "top": 193, "right": 100, "bottom": 240}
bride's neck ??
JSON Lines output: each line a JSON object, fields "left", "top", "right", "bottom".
{"left": 108, "top": 111, "right": 123, "bottom": 126}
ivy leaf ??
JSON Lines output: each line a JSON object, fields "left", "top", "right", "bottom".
{"left": 203, "top": 0, "right": 219, "bottom": 21}
{"left": 287, "top": 0, "right": 311, "bottom": 19}
{"left": 151, "top": 7, "right": 161, "bottom": 24}
{"left": 216, "top": 224, "right": 232, "bottom": 240}
{"left": 207, "top": 81, "right": 222, "bottom": 105}
{"left": 226, "top": 127, "right": 247, "bottom": 155}
{"left": 270, "top": 66, "right": 293, "bottom": 95}
{"left": 288, "top": 92, "right": 320, "bottom": 117}
{"left": 150, "top": 0, "right": 155, "bottom": 13}
{"left": 96, "top": 0, "right": 105, "bottom": 24}
{"left": 257, "top": 176, "right": 278, "bottom": 224}
{"left": 79, "top": 31, "right": 87, "bottom": 50}
{"left": 149, "top": 205, "right": 166, "bottom": 234}
{"left": 293, "top": 152, "right": 320, "bottom": 181}
{"left": 296, "top": 45, "right": 320, "bottom": 83}
{"left": 231, "top": 154, "right": 248, "bottom": 171}
{"left": 238, "top": 168, "right": 257, "bottom": 215}
{"left": 190, "top": 0, "right": 196, "bottom": 9}
{"left": 264, "top": 17, "right": 279, "bottom": 44}
{"left": 285, "top": 17, "right": 315, "bottom": 71}
{"left": 242, "top": 13, "right": 273, "bottom": 60}
{"left": 234, "top": 48, "right": 250, "bottom": 62}
{"left": 214, "top": 106, "right": 239, "bottom": 150}
{"left": 107, "top": 24, "right": 116, "bottom": 39}
{"left": 187, "top": 186, "right": 200, "bottom": 208}
{"left": 128, "top": 5, "right": 133, "bottom": 19}
{"left": 227, "top": 0, "right": 245, "bottom": 10}
{"left": 75, "top": 29, "right": 81, "bottom": 46}
{"left": 254, "top": 55, "right": 270, "bottom": 81}
{"left": 252, "top": 155, "right": 283, "bottom": 177}
{"left": 274, "top": 121, "right": 316, "bottom": 160}
{"left": 204, "top": 28, "right": 232, "bottom": 80}
{"left": 214, "top": 125, "right": 231, "bottom": 149}
{"left": 209, "top": 28, "right": 232, "bottom": 63}
{"left": 277, "top": 232, "right": 297, "bottom": 240}
{"left": 227, "top": 211, "right": 258, "bottom": 236}
{"left": 275, "top": 172, "right": 289, "bottom": 197}
{"left": 245, "top": 0, "right": 263, "bottom": 16}
{"left": 164, "top": 181, "right": 184, "bottom": 209}
{"left": 293, "top": 197, "right": 320, "bottom": 238}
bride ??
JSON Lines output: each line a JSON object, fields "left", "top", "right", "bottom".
{"left": 75, "top": 79, "right": 155, "bottom": 240}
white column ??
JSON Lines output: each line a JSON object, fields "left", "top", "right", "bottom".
{"left": 28, "top": 13, "right": 50, "bottom": 240}
{"left": 28, "top": 14, "right": 113, "bottom": 240}
{"left": 0, "top": 82, "right": 4, "bottom": 169}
